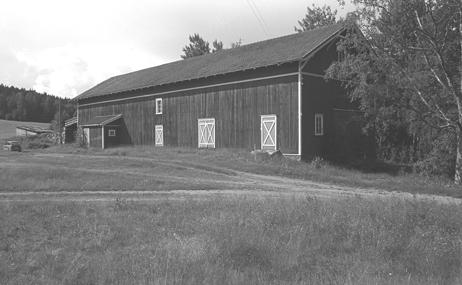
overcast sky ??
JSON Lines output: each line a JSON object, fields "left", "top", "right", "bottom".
{"left": 0, "top": 0, "right": 354, "bottom": 98}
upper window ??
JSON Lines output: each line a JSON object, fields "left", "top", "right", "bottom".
{"left": 314, "top": 113, "right": 324, "bottom": 136}
{"left": 108, "top": 129, "right": 116, "bottom": 137}
{"left": 155, "top": 98, "right": 163, "bottom": 114}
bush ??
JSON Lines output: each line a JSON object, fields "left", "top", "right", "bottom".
{"left": 415, "top": 132, "right": 456, "bottom": 178}
{"left": 6, "top": 134, "right": 57, "bottom": 150}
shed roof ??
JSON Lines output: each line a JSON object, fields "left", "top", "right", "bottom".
{"left": 16, "top": 126, "right": 53, "bottom": 133}
{"left": 64, "top": 117, "right": 77, "bottom": 127}
{"left": 80, "top": 114, "right": 123, "bottom": 127}
{"left": 75, "top": 23, "right": 345, "bottom": 101}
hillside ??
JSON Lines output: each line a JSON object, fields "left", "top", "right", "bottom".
{"left": 0, "top": 119, "right": 50, "bottom": 140}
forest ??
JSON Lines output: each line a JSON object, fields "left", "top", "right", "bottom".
{"left": 0, "top": 84, "right": 75, "bottom": 128}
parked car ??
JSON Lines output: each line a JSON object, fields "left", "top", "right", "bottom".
{"left": 3, "top": 141, "right": 22, "bottom": 152}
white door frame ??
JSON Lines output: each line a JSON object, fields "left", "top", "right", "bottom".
{"left": 261, "top": 114, "right": 277, "bottom": 151}
{"left": 155, "top": 125, "right": 164, "bottom": 146}
{"left": 198, "top": 118, "right": 215, "bottom": 148}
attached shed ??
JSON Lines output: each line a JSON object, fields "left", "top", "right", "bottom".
{"left": 80, "top": 114, "right": 123, "bottom": 149}
{"left": 73, "top": 24, "right": 364, "bottom": 160}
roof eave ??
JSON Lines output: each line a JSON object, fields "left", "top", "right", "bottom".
{"left": 74, "top": 60, "right": 300, "bottom": 102}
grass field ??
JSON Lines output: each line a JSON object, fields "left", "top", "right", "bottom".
{"left": 1, "top": 196, "right": 461, "bottom": 284}
{"left": 1, "top": 146, "right": 462, "bottom": 284}
{"left": 0, "top": 119, "right": 50, "bottom": 140}
{"left": 2, "top": 144, "right": 455, "bottom": 198}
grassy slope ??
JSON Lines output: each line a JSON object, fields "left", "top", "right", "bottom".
{"left": 0, "top": 119, "right": 49, "bottom": 140}
{"left": 51, "top": 145, "right": 462, "bottom": 198}
{"left": 1, "top": 144, "right": 460, "bottom": 197}
{"left": 1, "top": 197, "right": 461, "bottom": 284}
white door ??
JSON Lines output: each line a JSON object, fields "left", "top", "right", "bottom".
{"left": 198, "top": 118, "right": 215, "bottom": 148}
{"left": 83, "top": 128, "right": 90, "bottom": 147}
{"left": 261, "top": 115, "right": 277, "bottom": 151}
{"left": 155, "top": 125, "right": 163, "bottom": 146}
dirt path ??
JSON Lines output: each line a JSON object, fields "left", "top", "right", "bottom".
{"left": 0, "top": 152, "right": 459, "bottom": 204}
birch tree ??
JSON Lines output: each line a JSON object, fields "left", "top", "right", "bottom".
{"left": 329, "top": 0, "right": 462, "bottom": 182}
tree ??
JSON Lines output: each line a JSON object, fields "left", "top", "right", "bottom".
{"left": 0, "top": 84, "right": 75, "bottom": 124}
{"left": 231, "top": 39, "right": 243, "bottom": 49}
{"left": 295, "top": 4, "right": 339, "bottom": 32}
{"left": 181, "top": 34, "right": 210, "bottom": 59}
{"left": 212, "top": 40, "right": 223, "bottom": 53}
{"left": 327, "top": 0, "right": 462, "bottom": 182}
{"left": 181, "top": 34, "right": 241, "bottom": 59}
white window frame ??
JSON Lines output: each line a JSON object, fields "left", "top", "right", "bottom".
{"left": 155, "top": 98, "right": 163, "bottom": 115}
{"left": 198, "top": 118, "right": 215, "bottom": 148}
{"left": 108, "top": 129, "right": 116, "bottom": 137}
{"left": 314, "top": 113, "right": 324, "bottom": 136}
{"left": 261, "top": 115, "right": 277, "bottom": 151}
{"left": 155, "top": 125, "right": 164, "bottom": 146}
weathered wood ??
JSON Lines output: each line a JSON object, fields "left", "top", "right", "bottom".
{"left": 78, "top": 74, "right": 299, "bottom": 153}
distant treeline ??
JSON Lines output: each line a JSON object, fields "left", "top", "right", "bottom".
{"left": 0, "top": 84, "right": 75, "bottom": 128}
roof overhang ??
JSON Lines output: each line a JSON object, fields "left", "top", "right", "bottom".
{"left": 64, "top": 117, "right": 78, "bottom": 127}
{"left": 80, "top": 114, "right": 123, "bottom": 127}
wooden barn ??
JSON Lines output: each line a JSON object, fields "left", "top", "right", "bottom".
{"left": 74, "top": 24, "right": 364, "bottom": 160}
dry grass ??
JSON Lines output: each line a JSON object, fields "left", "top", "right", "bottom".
{"left": 1, "top": 196, "right": 461, "bottom": 284}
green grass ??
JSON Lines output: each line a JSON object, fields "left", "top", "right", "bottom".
{"left": 2, "top": 144, "right": 461, "bottom": 198}
{"left": 0, "top": 119, "right": 49, "bottom": 140}
{"left": 0, "top": 148, "right": 243, "bottom": 192}
{"left": 47, "top": 145, "right": 462, "bottom": 198}
{"left": 1, "top": 196, "right": 461, "bottom": 284}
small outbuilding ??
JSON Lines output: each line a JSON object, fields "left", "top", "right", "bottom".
{"left": 16, "top": 126, "right": 53, "bottom": 137}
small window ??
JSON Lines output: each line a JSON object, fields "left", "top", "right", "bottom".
{"left": 155, "top": 125, "right": 163, "bottom": 146}
{"left": 314, "top": 113, "right": 324, "bottom": 136}
{"left": 155, "top": 98, "right": 163, "bottom": 114}
{"left": 108, "top": 129, "right": 116, "bottom": 137}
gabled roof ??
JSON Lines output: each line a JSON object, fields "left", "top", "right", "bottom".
{"left": 75, "top": 23, "right": 345, "bottom": 101}
{"left": 80, "top": 114, "right": 123, "bottom": 127}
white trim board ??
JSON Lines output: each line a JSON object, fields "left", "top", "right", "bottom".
{"left": 78, "top": 72, "right": 299, "bottom": 107}
{"left": 297, "top": 62, "right": 302, "bottom": 156}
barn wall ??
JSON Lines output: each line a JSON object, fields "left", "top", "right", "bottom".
{"left": 300, "top": 37, "right": 363, "bottom": 160}
{"left": 104, "top": 125, "right": 121, "bottom": 148}
{"left": 78, "top": 75, "right": 299, "bottom": 153}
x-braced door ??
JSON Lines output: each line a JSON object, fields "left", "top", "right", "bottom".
{"left": 261, "top": 115, "right": 277, "bottom": 151}
{"left": 198, "top": 118, "right": 215, "bottom": 148}
{"left": 155, "top": 125, "right": 163, "bottom": 146}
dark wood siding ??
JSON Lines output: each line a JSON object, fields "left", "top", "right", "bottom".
{"left": 300, "top": 37, "right": 360, "bottom": 160}
{"left": 78, "top": 74, "right": 299, "bottom": 153}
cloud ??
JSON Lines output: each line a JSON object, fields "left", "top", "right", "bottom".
{"left": 14, "top": 44, "right": 168, "bottom": 98}
{"left": 1, "top": 0, "right": 356, "bottom": 98}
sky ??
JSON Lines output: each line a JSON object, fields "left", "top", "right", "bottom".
{"left": 0, "top": 0, "right": 354, "bottom": 98}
